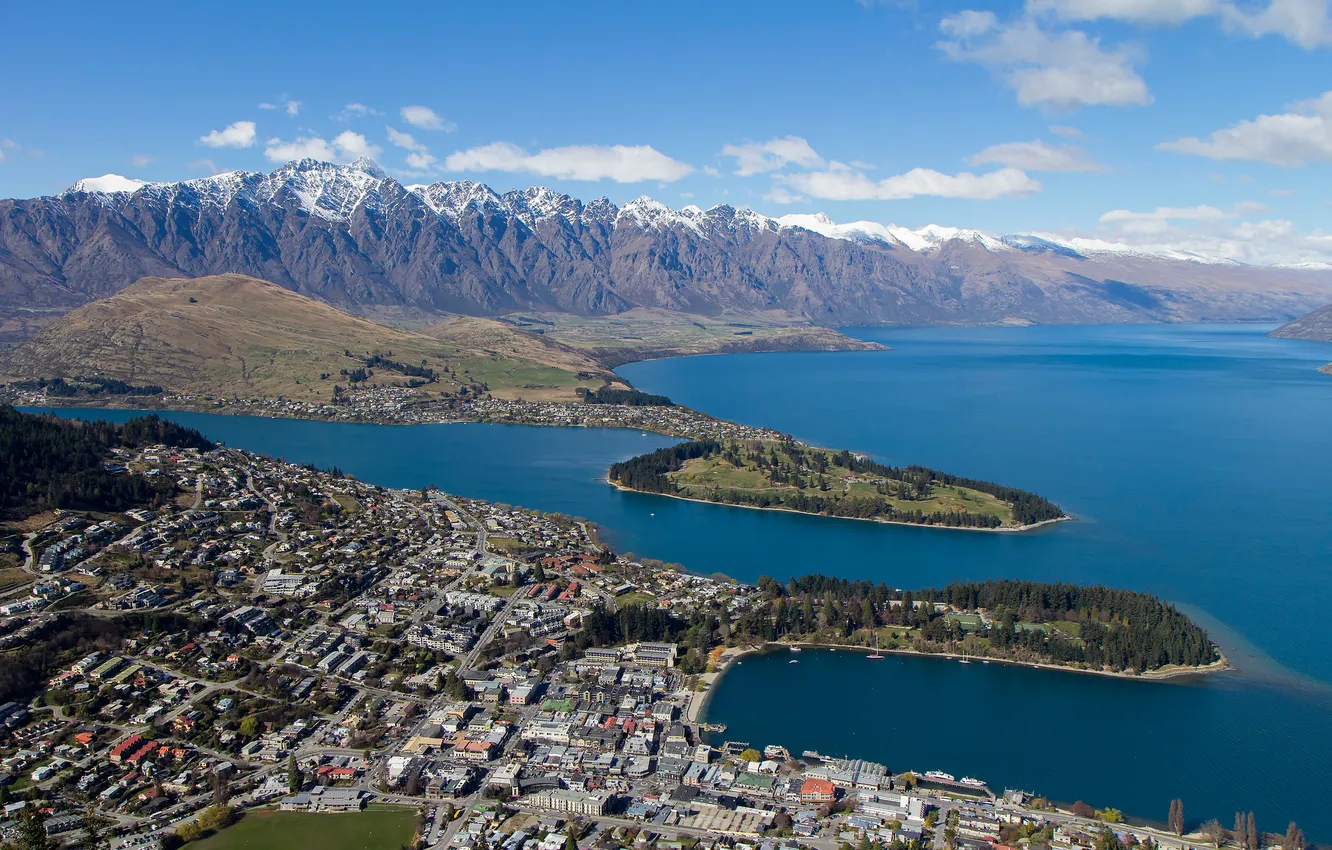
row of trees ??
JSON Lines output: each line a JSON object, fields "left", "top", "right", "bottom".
{"left": 0, "top": 407, "right": 214, "bottom": 519}
{"left": 579, "top": 387, "right": 674, "bottom": 406}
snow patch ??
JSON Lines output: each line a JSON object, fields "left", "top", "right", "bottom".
{"left": 67, "top": 174, "right": 151, "bottom": 194}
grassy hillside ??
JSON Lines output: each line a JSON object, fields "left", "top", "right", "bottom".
{"left": 0, "top": 275, "right": 618, "bottom": 403}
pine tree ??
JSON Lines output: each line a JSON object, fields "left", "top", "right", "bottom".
{"left": 1236, "top": 814, "right": 1248, "bottom": 850}
{"left": 1247, "top": 813, "right": 1258, "bottom": 850}
{"left": 1283, "top": 823, "right": 1304, "bottom": 850}
{"left": 288, "top": 753, "right": 302, "bottom": 794}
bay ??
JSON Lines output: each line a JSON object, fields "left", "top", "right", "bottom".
{"left": 29, "top": 323, "right": 1332, "bottom": 835}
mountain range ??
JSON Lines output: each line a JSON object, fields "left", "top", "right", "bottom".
{"left": 3, "top": 158, "right": 1331, "bottom": 340}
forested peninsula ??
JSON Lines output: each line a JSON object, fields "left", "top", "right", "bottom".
{"left": 574, "top": 575, "right": 1221, "bottom": 676}
{"left": 608, "top": 438, "right": 1066, "bottom": 530}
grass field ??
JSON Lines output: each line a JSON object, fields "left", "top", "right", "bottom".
{"left": 186, "top": 807, "right": 416, "bottom": 850}
{"left": 668, "top": 446, "right": 1017, "bottom": 525}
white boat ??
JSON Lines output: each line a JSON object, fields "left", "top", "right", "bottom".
{"left": 789, "top": 646, "right": 802, "bottom": 653}
{"left": 958, "top": 659, "right": 971, "bottom": 664}
{"left": 867, "top": 653, "right": 884, "bottom": 659}
{"left": 960, "top": 777, "right": 986, "bottom": 787}
{"left": 789, "top": 659, "right": 799, "bottom": 664}
{"left": 924, "top": 771, "right": 955, "bottom": 782}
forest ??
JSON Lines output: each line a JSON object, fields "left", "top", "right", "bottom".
{"left": 0, "top": 612, "right": 195, "bottom": 704}
{"left": 608, "top": 439, "right": 1065, "bottom": 528}
{"left": 9, "top": 376, "right": 165, "bottom": 396}
{"left": 727, "top": 575, "right": 1219, "bottom": 672}
{"left": 0, "top": 406, "right": 214, "bottom": 520}
{"left": 580, "top": 387, "right": 674, "bottom": 406}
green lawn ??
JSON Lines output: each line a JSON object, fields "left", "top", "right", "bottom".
{"left": 1049, "top": 621, "right": 1083, "bottom": 639}
{"left": 186, "top": 807, "right": 417, "bottom": 850}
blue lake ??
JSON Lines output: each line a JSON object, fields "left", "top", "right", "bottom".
{"left": 31, "top": 323, "right": 1332, "bottom": 836}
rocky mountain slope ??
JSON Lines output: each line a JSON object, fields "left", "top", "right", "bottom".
{"left": 3, "top": 159, "right": 1331, "bottom": 335}
{"left": 1270, "top": 302, "right": 1332, "bottom": 374}
{"left": 1269, "top": 303, "right": 1332, "bottom": 342}
{"left": 0, "top": 274, "right": 616, "bottom": 402}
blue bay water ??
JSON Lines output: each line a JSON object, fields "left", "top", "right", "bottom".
{"left": 30, "top": 323, "right": 1332, "bottom": 835}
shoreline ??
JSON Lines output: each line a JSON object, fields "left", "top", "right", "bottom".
{"left": 690, "top": 641, "right": 1234, "bottom": 723}
{"left": 606, "top": 476, "right": 1073, "bottom": 535}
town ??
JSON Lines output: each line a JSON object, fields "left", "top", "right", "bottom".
{"left": 0, "top": 384, "right": 783, "bottom": 443}
{"left": 0, "top": 440, "right": 1247, "bottom": 850}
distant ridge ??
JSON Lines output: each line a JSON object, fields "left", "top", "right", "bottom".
{"left": 3, "top": 159, "right": 1332, "bottom": 336}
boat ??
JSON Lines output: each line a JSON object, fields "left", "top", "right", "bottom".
{"left": 789, "top": 659, "right": 799, "bottom": 664}
{"left": 924, "top": 771, "right": 955, "bottom": 782}
{"left": 958, "top": 659, "right": 971, "bottom": 664}
{"left": 960, "top": 777, "right": 986, "bottom": 787}
{"left": 789, "top": 646, "right": 802, "bottom": 653}
{"left": 867, "top": 653, "right": 884, "bottom": 659}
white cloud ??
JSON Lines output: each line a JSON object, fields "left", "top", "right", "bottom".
{"left": 386, "top": 126, "right": 428, "bottom": 152}
{"left": 763, "top": 187, "right": 806, "bottom": 204}
{"left": 1049, "top": 124, "right": 1084, "bottom": 137}
{"left": 130, "top": 154, "right": 155, "bottom": 167}
{"left": 1027, "top": 0, "right": 1220, "bottom": 25}
{"left": 285, "top": 100, "right": 301, "bottom": 116}
{"left": 199, "top": 120, "right": 257, "bottom": 149}
{"left": 263, "top": 131, "right": 382, "bottom": 163}
{"left": 1066, "top": 198, "right": 1332, "bottom": 264}
{"left": 331, "top": 131, "right": 381, "bottom": 160}
{"left": 335, "top": 103, "right": 381, "bottom": 121}
{"left": 969, "top": 139, "right": 1103, "bottom": 171}
{"left": 703, "top": 166, "right": 721, "bottom": 177}
{"left": 1268, "top": 187, "right": 1296, "bottom": 196}
{"left": 259, "top": 102, "right": 277, "bottom": 110}
{"left": 938, "top": 12, "right": 1150, "bottom": 108}
{"left": 941, "top": 9, "right": 1000, "bottom": 35}
{"left": 1029, "top": 0, "right": 1332, "bottom": 48}
{"left": 188, "top": 158, "right": 220, "bottom": 173}
{"left": 1159, "top": 91, "right": 1332, "bottom": 165}
{"left": 781, "top": 165, "right": 1041, "bottom": 200}
{"left": 406, "top": 151, "right": 438, "bottom": 170}
{"left": 264, "top": 136, "right": 336, "bottom": 162}
{"left": 721, "top": 136, "right": 825, "bottom": 176}
{"left": 444, "top": 141, "right": 694, "bottom": 182}
{"left": 1100, "top": 203, "right": 1231, "bottom": 231}
{"left": 401, "top": 105, "right": 454, "bottom": 132}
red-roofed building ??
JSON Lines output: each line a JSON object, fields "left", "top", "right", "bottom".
{"left": 800, "top": 778, "right": 836, "bottom": 803}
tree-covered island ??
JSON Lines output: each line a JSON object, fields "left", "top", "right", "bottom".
{"left": 608, "top": 438, "right": 1066, "bottom": 530}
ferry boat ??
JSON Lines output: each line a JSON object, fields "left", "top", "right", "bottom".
{"left": 960, "top": 777, "right": 986, "bottom": 788}
{"left": 924, "top": 771, "right": 955, "bottom": 782}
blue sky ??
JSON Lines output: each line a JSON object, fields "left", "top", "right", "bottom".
{"left": 3, "top": 0, "right": 1332, "bottom": 263}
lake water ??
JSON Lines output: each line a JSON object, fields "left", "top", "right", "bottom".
{"left": 30, "top": 323, "right": 1332, "bottom": 836}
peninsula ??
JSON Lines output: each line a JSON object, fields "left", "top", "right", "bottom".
{"left": 608, "top": 438, "right": 1067, "bottom": 530}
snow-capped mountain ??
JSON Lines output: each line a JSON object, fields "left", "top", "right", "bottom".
{"left": 2, "top": 158, "right": 1329, "bottom": 332}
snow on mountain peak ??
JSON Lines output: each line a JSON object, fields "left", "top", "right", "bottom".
{"left": 67, "top": 174, "right": 153, "bottom": 194}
